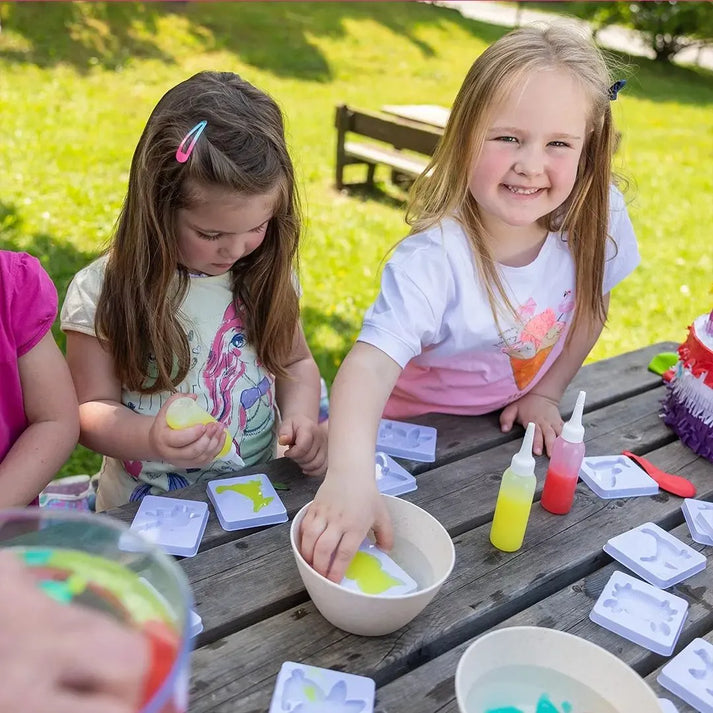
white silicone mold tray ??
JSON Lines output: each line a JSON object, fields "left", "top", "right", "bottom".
{"left": 206, "top": 473, "right": 287, "bottom": 531}
{"left": 579, "top": 455, "right": 659, "bottom": 499}
{"left": 269, "top": 661, "right": 375, "bottom": 713}
{"left": 375, "top": 452, "right": 417, "bottom": 497}
{"left": 339, "top": 540, "right": 418, "bottom": 597}
{"left": 604, "top": 522, "right": 706, "bottom": 589}
{"left": 589, "top": 570, "right": 688, "bottom": 656}
{"left": 189, "top": 609, "right": 203, "bottom": 638}
{"left": 658, "top": 638, "right": 713, "bottom": 713}
{"left": 658, "top": 699, "right": 679, "bottom": 713}
{"left": 376, "top": 418, "right": 436, "bottom": 462}
{"left": 683, "top": 499, "right": 713, "bottom": 547}
{"left": 129, "top": 496, "right": 209, "bottom": 557}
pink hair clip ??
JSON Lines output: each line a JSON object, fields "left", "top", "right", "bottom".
{"left": 176, "top": 120, "right": 207, "bottom": 163}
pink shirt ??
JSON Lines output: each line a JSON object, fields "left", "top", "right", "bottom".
{"left": 0, "top": 251, "right": 58, "bottom": 462}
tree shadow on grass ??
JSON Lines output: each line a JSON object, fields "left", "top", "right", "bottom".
{"left": 0, "top": 1, "right": 506, "bottom": 81}
{"left": 0, "top": 201, "right": 97, "bottom": 352}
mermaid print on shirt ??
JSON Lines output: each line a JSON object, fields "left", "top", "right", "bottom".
{"left": 122, "top": 298, "right": 276, "bottom": 502}
{"left": 202, "top": 302, "right": 274, "bottom": 458}
{"left": 498, "top": 292, "right": 574, "bottom": 391}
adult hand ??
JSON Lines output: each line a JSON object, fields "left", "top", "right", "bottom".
{"left": 0, "top": 551, "right": 149, "bottom": 713}
{"left": 299, "top": 474, "right": 393, "bottom": 583}
{"left": 278, "top": 415, "right": 327, "bottom": 476}
{"left": 499, "top": 391, "right": 563, "bottom": 456}
{"left": 149, "top": 393, "right": 227, "bottom": 468}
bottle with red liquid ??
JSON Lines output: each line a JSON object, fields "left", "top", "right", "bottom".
{"left": 541, "top": 390, "right": 586, "bottom": 515}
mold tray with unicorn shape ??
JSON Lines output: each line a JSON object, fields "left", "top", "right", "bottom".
{"left": 206, "top": 473, "right": 287, "bottom": 531}
{"left": 376, "top": 418, "right": 437, "bottom": 462}
{"left": 589, "top": 570, "right": 689, "bottom": 656}
{"left": 603, "top": 522, "right": 706, "bottom": 589}
{"left": 128, "top": 495, "right": 209, "bottom": 557}
{"left": 269, "top": 661, "right": 375, "bottom": 713}
{"left": 578, "top": 454, "right": 659, "bottom": 499}
{"left": 659, "top": 637, "right": 713, "bottom": 713}
{"left": 339, "top": 540, "right": 418, "bottom": 597}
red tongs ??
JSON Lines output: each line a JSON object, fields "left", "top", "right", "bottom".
{"left": 623, "top": 451, "right": 696, "bottom": 498}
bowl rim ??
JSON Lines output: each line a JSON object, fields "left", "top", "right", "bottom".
{"left": 289, "top": 496, "right": 456, "bottom": 601}
{"left": 455, "top": 625, "right": 661, "bottom": 707}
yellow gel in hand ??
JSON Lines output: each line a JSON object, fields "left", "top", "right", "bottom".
{"left": 165, "top": 396, "right": 232, "bottom": 459}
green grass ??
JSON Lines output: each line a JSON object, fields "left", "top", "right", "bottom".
{"left": 1, "top": 2, "right": 711, "bottom": 477}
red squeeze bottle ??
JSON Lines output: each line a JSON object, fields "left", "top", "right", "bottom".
{"left": 541, "top": 391, "right": 586, "bottom": 515}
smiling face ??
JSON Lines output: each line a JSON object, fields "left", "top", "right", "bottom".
{"left": 468, "top": 68, "right": 589, "bottom": 244}
{"left": 176, "top": 183, "right": 280, "bottom": 276}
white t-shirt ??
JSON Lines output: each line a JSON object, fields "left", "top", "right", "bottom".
{"left": 61, "top": 256, "right": 277, "bottom": 510}
{"left": 359, "top": 185, "right": 640, "bottom": 418}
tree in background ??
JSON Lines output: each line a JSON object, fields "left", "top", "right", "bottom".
{"left": 532, "top": 1, "right": 713, "bottom": 64}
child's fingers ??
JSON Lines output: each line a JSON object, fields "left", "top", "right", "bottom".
{"left": 542, "top": 424, "right": 558, "bottom": 457}
{"left": 286, "top": 434, "right": 322, "bottom": 472}
{"left": 372, "top": 503, "right": 395, "bottom": 553}
{"left": 531, "top": 424, "right": 545, "bottom": 456}
{"left": 163, "top": 423, "right": 208, "bottom": 448}
{"left": 325, "top": 530, "right": 364, "bottom": 583}
{"left": 499, "top": 404, "right": 517, "bottom": 433}
{"left": 299, "top": 506, "right": 329, "bottom": 566}
{"left": 283, "top": 422, "right": 311, "bottom": 458}
{"left": 277, "top": 420, "right": 295, "bottom": 447}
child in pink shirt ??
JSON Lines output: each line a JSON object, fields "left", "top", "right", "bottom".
{"left": 0, "top": 251, "right": 79, "bottom": 507}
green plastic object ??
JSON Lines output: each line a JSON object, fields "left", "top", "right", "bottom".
{"left": 648, "top": 351, "right": 678, "bottom": 376}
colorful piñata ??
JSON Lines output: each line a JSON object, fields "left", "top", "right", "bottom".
{"left": 662, "top": 308, "right": 713, "bottom": 462}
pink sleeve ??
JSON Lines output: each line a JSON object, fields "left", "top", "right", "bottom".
{"left": 10, "top": 253, "right": 58, "bottom": 357}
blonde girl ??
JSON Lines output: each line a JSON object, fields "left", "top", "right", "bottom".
{"left": 300, "top": 25, "right": 639, "bottom": 581}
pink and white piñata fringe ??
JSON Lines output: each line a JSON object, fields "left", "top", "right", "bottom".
{"left": 662, "top": 367, "right": 713, "bottom": 462}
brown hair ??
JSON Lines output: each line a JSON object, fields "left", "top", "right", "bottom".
{"left": 407, "top": 24, "right": 618, "bottom": 335}
{"left": 96, "top": 71, "right": 300, "bottom": 392}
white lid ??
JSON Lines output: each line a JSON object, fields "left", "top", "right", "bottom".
{"left": 510, "top": 422, "right": 536, "bottom": 477}
{"left": 561, "top": 391, "right": 586, "bottom": 443}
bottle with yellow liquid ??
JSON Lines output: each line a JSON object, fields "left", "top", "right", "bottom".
{"left": 165, "top": 396, "right": 232, "bottom": 459}
{"left": 490, "top": 422, "right": 537, "bottom": 552}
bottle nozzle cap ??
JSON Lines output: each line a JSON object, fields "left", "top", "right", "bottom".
{"left": 561, "top": 390, "right": 586, "bottom": 443}
{"left": 510, "top": 422, "right": 536, "bottom": 476}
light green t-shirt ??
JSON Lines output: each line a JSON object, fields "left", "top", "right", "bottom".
{"left": 61, "top": 256, "right": 276, "bottom": 511}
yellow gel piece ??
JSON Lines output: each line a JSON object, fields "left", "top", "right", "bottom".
{"left": 165, "top": 396, "right": 231, "bottom": 459}
{"left": 345, "top": 550, "right": 404, "bottom": 594}
{"left": 215, "top": 479, "right": 274, "bottom": 512}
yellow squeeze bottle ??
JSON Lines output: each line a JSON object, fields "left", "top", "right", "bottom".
{"left": 165, "top": 396, "right": 232, "bottom": 459}
{"left": 490, "top": 422, "right": 537, "bottom": 552}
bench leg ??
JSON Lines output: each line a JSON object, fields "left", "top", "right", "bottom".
{"left": 366, "top": 163, "right": 376, "bottom": 187}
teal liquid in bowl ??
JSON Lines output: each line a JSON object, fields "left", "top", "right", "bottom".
{"left": 465, "top": 664, "right": 618, "bottom": 713}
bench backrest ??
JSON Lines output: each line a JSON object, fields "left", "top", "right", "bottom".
{"left": 335, "top": 104, "right": 442, "bottom": 156}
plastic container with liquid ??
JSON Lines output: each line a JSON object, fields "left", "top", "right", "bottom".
{"left": 490, "top": 423, "right": 537, "bottom": 552}
{"left": 541, "top": 391, "right": 586, "bottom": 515}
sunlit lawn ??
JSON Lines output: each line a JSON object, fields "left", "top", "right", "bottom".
{"left": 1, "top": 1, "right": 711, "bottom": 476}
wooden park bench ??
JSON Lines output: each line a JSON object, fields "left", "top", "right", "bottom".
{"left": 334, "top": 103, "right": 443, "bottom": 190}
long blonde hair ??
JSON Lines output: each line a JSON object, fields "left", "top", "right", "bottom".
{"left": 96, "top": 71, "right": 300, "bottom": 393}
{"left": 407, "top": 24, "right": 617, "bottom": 335}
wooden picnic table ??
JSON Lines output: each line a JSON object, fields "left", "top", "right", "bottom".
{"left": 107, "top": 341, "right": 713, "bottom": 712}
{"left": 381, "top": 104, "right": 451, "bottom": 130}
